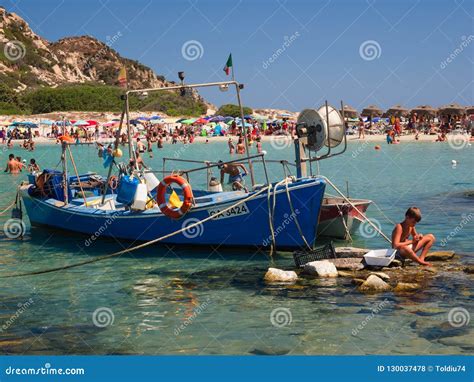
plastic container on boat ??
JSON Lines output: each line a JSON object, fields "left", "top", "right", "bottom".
{"left": 363, "top": 249, "right": 396, "bottom": 267}
{"left": 131, "top": 183, "right": 148, "bottom": 210}
{"left": 144, "top": 172, "right": 160, "bottom": 192}
{"left": 208, "top": 177, "right": 223, "bottom": 192}
{"left": 116, "top": 175, "right": 139, "bottom": 205}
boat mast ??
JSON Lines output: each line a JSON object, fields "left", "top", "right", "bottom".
{"left": 235, "top": 83, "right": 255, "bottom": 187}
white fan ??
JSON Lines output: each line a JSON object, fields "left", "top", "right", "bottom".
{"left": 317, "top": 104, "right": 345, "bottom": 148}
{"left": 296, "top": 109, "right": 327, "bottom": 152}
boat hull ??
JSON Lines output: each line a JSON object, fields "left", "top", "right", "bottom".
{"left": 317, "top": 197, "right": 371, "bottom": 240}
{"left": 21, "top": 178, "right": 326, "bottom": 250}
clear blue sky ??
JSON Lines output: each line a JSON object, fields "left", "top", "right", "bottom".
{"left": 4, "top": 0, "right": 473, "bottom": 111}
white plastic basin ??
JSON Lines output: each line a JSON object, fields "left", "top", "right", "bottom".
{"left": 363, "top": 249, "right": 397, "bottom": 267}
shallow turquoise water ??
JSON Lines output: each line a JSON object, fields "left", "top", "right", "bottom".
{"left": 0, "top": 140, "right": 472, "bottom": 355}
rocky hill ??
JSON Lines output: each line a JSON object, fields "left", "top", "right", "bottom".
{"left": 0, "top": 7, "right": 172, "bottom": 91}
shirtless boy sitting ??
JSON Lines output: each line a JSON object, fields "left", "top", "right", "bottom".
{"left": 391, "top": 207, "right": 435, "bottom": 266}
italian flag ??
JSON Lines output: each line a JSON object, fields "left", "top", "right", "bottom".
{"left": 223, "top": 54, "right": 232, "bottom": 75}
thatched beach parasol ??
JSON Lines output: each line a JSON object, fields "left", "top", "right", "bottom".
{"left": 438, "top": 103, "right": 465, "bottom": 116}
{"left": 410, "top": 105, "right": 438, "bottom": 117}
{"left": 385, "top": 104, "right": 409, "bottom": 117}
{"left": 339, "top": 105, "right": 358, "bottom": 118}
{"left": 465, "top": 106, "right": 474, "bottom": 115}
{"left": 361, "top": 105, "right": 383, "bottom": 117}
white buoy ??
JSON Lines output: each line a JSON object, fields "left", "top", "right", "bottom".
{"left": 451, "top": 160, "right": 457, "bottom": 165}
{"left": 261, "top": 150, "right": 267, "bottom": 155}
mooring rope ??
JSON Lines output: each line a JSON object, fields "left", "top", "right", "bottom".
{"left": 2, "top": 186, "right": 270, "bottom": 278}
{"left": 0, "top": 200, "right": 16, "bottom": 216}
{"left": 320, "top": 176, "right": 392, "bottom": 244}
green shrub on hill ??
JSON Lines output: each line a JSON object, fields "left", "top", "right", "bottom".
{"left": 216, "top": 104, "right": 253, "bottom": 117}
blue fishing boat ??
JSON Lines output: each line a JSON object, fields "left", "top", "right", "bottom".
{"left": 19, "top": 74, "right": 347, "bottom": 250}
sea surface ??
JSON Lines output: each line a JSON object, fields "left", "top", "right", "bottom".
{"left": 0, "top": 139, "right": 472, "bottom": 355}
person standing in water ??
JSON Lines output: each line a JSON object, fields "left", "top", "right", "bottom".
{"left": 237, "top": 137, "right": 245, "bottom": 155}
{"left": 228, "top": 138, "right": 235, "bottom": 154}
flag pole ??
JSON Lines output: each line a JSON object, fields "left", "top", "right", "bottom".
{"left": 231, "top": 55, "right": 255, "bottom": 187}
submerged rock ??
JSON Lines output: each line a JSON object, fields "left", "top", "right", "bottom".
{"left": 264, "top": 268, "right": 298, "bottom": 283}
{"left": 463, "top": 266, "right": 474, "bottom": 274}
{"left": 351, "top": 278, "right": 365, "bottom": 286}
{"left": 304, "top": 260, "right": 338, "bottom": 277}
{"left": 359, "top": 275, "right": 392, "bottom": 293}
{"left": 394, "top": 282, "right": 420, "bottom": 292}
{"left": 369, "top": 272, "right": 390, "bottom": 281}
{"left": 337, "top": 271, "right": 354, "bottom": 278}
{"left": 425, "top": 251, "right": 455, "bottom": 261}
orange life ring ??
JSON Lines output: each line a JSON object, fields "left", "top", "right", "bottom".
{"left": 156, "top": 175, "right": 193, "bottom": 219}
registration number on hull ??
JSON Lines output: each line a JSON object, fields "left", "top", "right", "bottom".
{"left": 208, "top": 203, "right": 249, "bottom": 220}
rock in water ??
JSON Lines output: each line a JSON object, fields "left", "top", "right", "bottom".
{"left": 425, "top": 251, "right": 455, "bottom": 261}
{"left": 327, "top": 258, "right": 365, "bottom": 270}
{"left": 304, "top": 260, "right": 338, "bottom": 277}
{"left": 369, "top": 272, "right": 390, "bottom": 281}
{"left": 394, "top": 282, "right": 420, "bottom": 292}
{"left": 463, "top": 266, "right": 474, "bottom": 274}
{"left": 264, "top": 268, "right": 298, "bottom": 283}
{"left": 335, "top": 247, "right": 369, "bottom": 258}
{"left": 359, "top": 275, "right": 391, "bottom": 292}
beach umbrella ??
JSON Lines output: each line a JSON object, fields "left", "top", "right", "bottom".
{"left": 361, "top": 105, "right": 383, "bottom": 117}
{"left": 193, "top": 118, "right": 208, "bottom": 125}
{"left": 86, "top": 120, "right": 98, "bottom": 126}
{"left": 103, "top": 122, "right": 118, "bottom": 127}
{"left": 73, "top": 120, "right": 89, "bottom": 126}
{"left": 410, "top": 105, "right": 437, "bottom": 117}
{"left": 180, "top": 119, "right": 196, "bottom": 125}
{"left": 224, "top": 116, "right": 234, "bottom": 123}
{"left": 137, "top": 116, "right": 148, "bottom": 121}
{"left": 149, "top": 119, "right": 163, "bottom": 124}
{"left": 175, "top": 118, "right": 187, "bottom": 123}
{"left": 465, "top": 106, "right": 474, "bottom": 115}
{"left": 439, "top": 103, "right": 465, "bottom": 116}
{"left": 40, "top": 119, "right": 54, "bottom": 125}
{"left": 210, "top": 116, "right": 225, "bottom": 122}
{"left": 339, "top": 105, "right": 358, "bottom": 118}
{"left": 150, "top": 115, "right": 162, "bottom": 120}
{"left": 386, "top": 105, "right": 409, "bottom": 117}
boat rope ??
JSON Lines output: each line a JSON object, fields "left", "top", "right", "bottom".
{"left": 371, "top": 200, "right": 397, "bottom": 225}
{"left": 2, "top": 186, "right": 270, "bottom": 278}
{"left": 320, "top": 176, "right": 392, "bottom": 244}
{"left": 335, "top": 203, "right": 353, "bottom": 242}
{"left": 0, "top": 200, "right": 16, "bottom": 216}
{"left": 266, "top": 184, "right": 276, "bottom": 258}
{"left": 280, "top": 168, "right": 312, "bottom": 250}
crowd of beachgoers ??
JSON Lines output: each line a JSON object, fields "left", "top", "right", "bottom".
{"left": 1, "top": 110, "right": 473, "bottom": 152}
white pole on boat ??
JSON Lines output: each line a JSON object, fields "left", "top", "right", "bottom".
{"left": 235, "top": 82, "right": 255, "bottom": 187}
